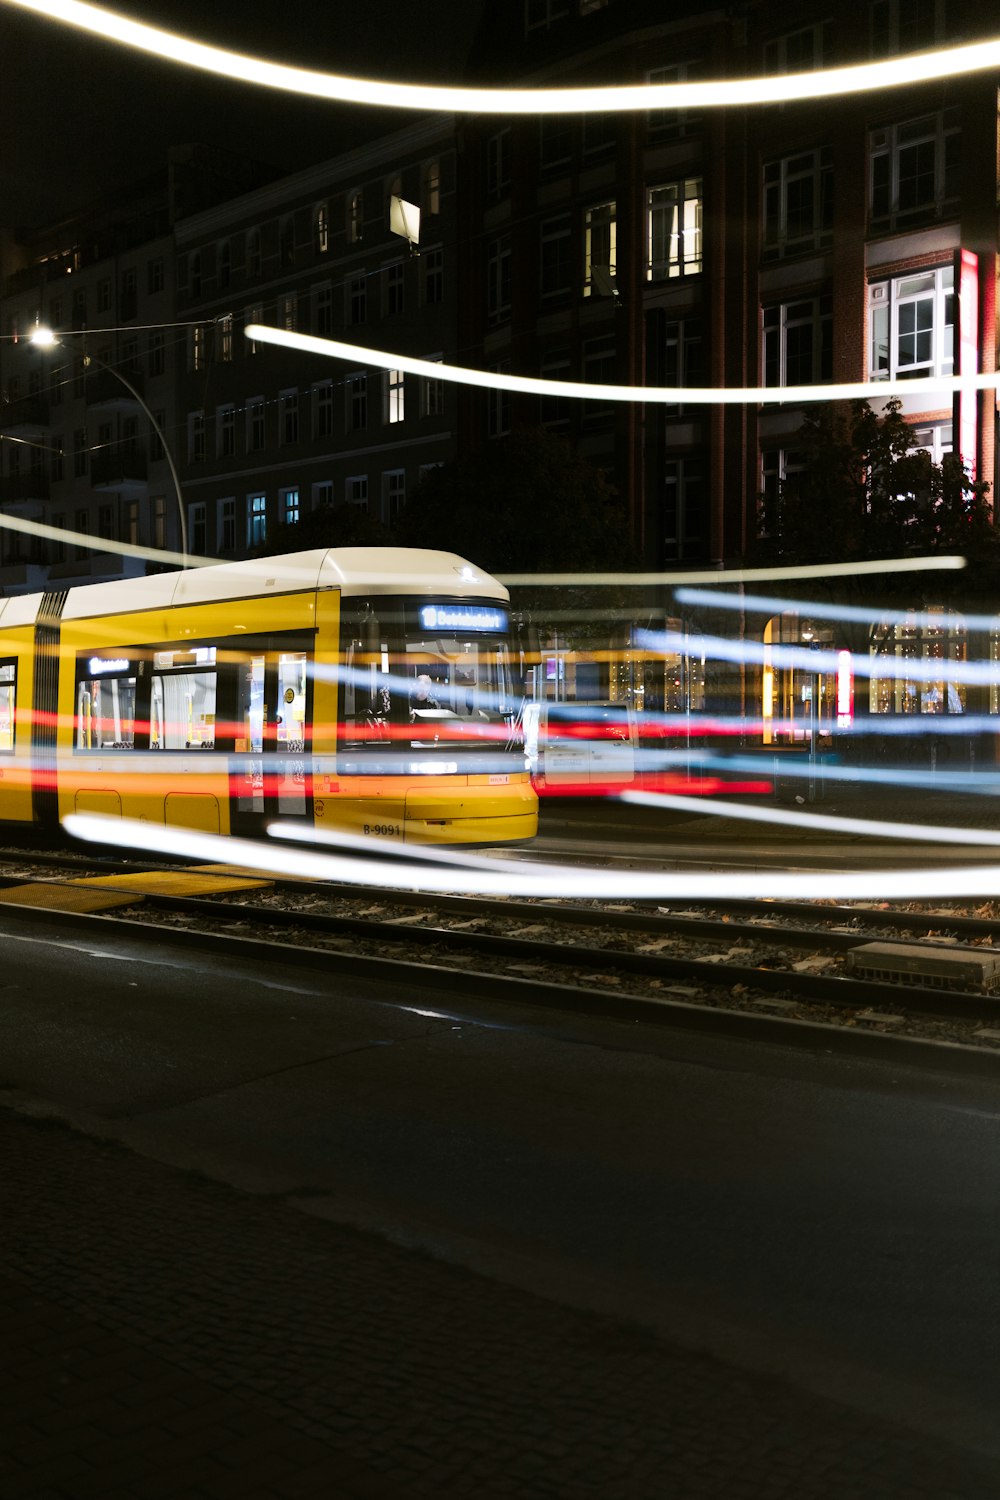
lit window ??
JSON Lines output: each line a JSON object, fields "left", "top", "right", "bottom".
{"left": 386, "top": 369, "right": 405, "bottom": 424}
{"left": 218, "top": 314, "right": 233, "bottom": 362}
{"left": 315, "top": 201, "right": 329, "bottom": 254}
{"left": 869, "top": 266, "right": 953, "bottom": 382}
{"left": 871, "top": 608, "right": 966, "bottom": 715}
{"left": 647, "top": 179, "right": 702, "bottom": 280}
{"left": 583, "top": 202, "right": 616, "bottom": 297}
{"left": 247, "top": 492, "right": 267, "bottom": 548}
{"left": 280, "top": 487, "right": 300, "bottom": 526}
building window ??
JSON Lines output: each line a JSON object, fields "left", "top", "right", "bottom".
{"left": 488, "top": 362, "right": 511, "bottom": 439}
{"left": 385, "top": 369, "right": 405, "bottom": 424}
{"left": 871, "top": 608, "right": 966, "bottom": 715}
{"left": 151, "top": 497, "right": 167, "bottom": 551}
{"left": 314, "top": 381, "right": 334, "bottom": 438}
{"left": 763, "top": 294, "right": 833, "bottom": 387}
{"left": 763, "top": 22, "right": 832, "bottom": 73}
{"left": 247, "top": 493, "right": 267, "bottom": 548}
{"left": 280, "top": 487, "right": 300, "bottom": 527}
{"left": 909, "top": 421, "right": 953, "bottom": 465}
{"left": 148, "top": 330, "right": 165, "bottom": 377}
{"left": 486, "top": 129, "right": 511, "bottom": 197}
{"left": 583, "top": 337, "right": 616, "bottom": 427}
{"left": 190, "top": 324, "right": 206, "bottom": 372}
{"left": 315, "top": 201, "right": 329, "bottom": 254}
{"left": 346, "top": 475, "right": 368, "bottom": 510}
{"left": 871, "top": 0, "right": 953, "bottom": 56}
{"left": 583, "top": 113, "right": 615, "bottom": 156}
{"left": 869, "top": 110, "right": 959, "bottom": 231}
{"left": 147, "top": 257, "right": 164, "bottom": 294}
{"left": 647, "top": 179, "right": 702, "bottom": 280}
{"left": 189, "top": 501, "right": 207, "bottom": 555}
{"left": 382, "top": 470, "right": 406, "bottom": 525}
{"left": 583, "top": 202, "right": 616, "bottom": 297}
{"left": 315, "top": 284, "right": 333, "bottom": 335}
{"left": 280, "top": 217, "right": 295, "bottom": 267}
{"left": 280, "top": 390, "right": 299, "bottom": 445}
{"left": 348, "top": 190, "right": 364, "bottom": 244}
{"left": 422, "top": 247, "right": 444, "bottom": 305}
{"left": 664, "top": 457, "right": 706, "bottom": 562}
{"left": 280, "top": 293, "right": 297, "bottom": 331}
{"left": 218, "top": 241, "right": 232, "bottom": 290}
{"left": 385, "top": 262, "right": 404, "bottom": 316}
{"left": 121, "top": 269, "right": 139, "bottom": 319}
{"left": 97, "top": 278, "right": 112, "bottom": 314}
{"left": 347, "top": 272, "right": 367, "bottom": 325}
{"left": 525, "top": 0, "right": 569, "bottom": 31}
{"left": 487, "top": 235, "right": 511, "bottom": 324}
{"left": 349, "top": 374, "right": 368, "bottom": 431}
{"left": 422, "top": 363, "right": 445, "bottom": 418}
{"left": 539, "top": 356, "right": 571, "bottom": 427}
{"left": 422, "top": 159, "right": 441, "bottom": 215}
{"left": 218, "top": 313, "right": 233, "bottom": 362}
{"left": 247, "top": 397, "right": 266, "bottom": 452}
{"left": 218, "top": 497, "right": 236, "bottom": 552}
{"left": 217, "top": 404, "right": 236, "bottom": 458}
{"left": 539, "top": 115, "right": 573, "bottom": 170}
{"left": 245, "top": 304, "right": 263, "bottom": 354}
{"left": 763, "top": 149, "right": 833, "bottom": 261}
{"left": 869, "top": 266, "right": 954, "bottom": 382}
{"left": 759, "top": 448, "right": 805, "bottom": 539}
{"left": 72, "top": 288, "right": 87, "bottom": 328}
{"left": 312, "top": 480, "right": 334, "bottom": 510}
{"left": 188, "top": 412, "right": 206, "bottom": 463}
{"left": 247, "top": 229, "right": 262, "bottom": 277}
{"left": 540, "top": 216, "right": 572, "bottom": 299}
{"left": 647, "top": 62, "right": 703, "bottom": 142}
{"left": 125, "top": 503, "right": 138, "bottom": 547}
{"left": 663, "top": 318, "right": 706, "bottom": 415}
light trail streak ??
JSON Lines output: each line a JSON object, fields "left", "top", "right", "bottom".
{"left": 9, "top": 3, "right": 1000, "bottom": 112}
{"left": 680, "top": 751, "right": 1000, "bottom": 794}
{"left": 674, "top": 588, "right": 1000, "bottom": 633}
{"left": 246, "top": 325, "right": 1000, "bottom": 408}
{"left": 622, "top": 791, "right": 1000, "bottom": 847}
{"left": 266, "top": 820, "right": 522, "bottom": 871}
{"left": 0, "top": 512, "right": 215, "bottom": 569}
{"left": 62, "top": 812, "right": 1000, "bottom": 900}
{"left": 637, "top": 627, "right": 1000, "bottom": 687}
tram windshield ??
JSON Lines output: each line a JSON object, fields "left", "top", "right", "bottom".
{"left": 340, "top": 596, "right": 522, "bottom": 765}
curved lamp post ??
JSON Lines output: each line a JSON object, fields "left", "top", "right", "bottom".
{"left": 30, "top": 327, "right": 188, "bottom": 563}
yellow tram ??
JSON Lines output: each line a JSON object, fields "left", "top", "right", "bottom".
{"left": 0, "top": 547, "right": 537, "bottom": 845}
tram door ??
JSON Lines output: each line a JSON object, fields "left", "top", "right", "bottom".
{"left": 231, "top": 645, "right": 310, "bottom": 834}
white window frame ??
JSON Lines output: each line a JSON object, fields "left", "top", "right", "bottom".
{"left": 869, "top": 110, "right": 959, "bottom": 230}
{"left": 247, "top": 492, "right": 267, "bottom": 548}
{"left": 763, "top": 295, "right": 833, "bottom": 388}
{"left": 762, "top": 148, "right": 833, "bottom": 261}
{"left": 647, "top": 179, "right": 702, "bottom": 281}
{"left": 346, "top": 475, "right": 369, "bottom": 511}
{"left": 279, "top": 487, "right": 301, "bottom": 527}
{"left": 385, "top": 369, "right": 405, "bottom": 424}
{"left": 868, "top": 266, "right": 954, "bottom": 383}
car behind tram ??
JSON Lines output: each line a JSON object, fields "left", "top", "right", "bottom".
{"left": 0, "top": 547, "right": 537, "bottom": 846}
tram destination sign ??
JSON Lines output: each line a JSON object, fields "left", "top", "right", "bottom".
{"left": 418, "top": 603, "right": 509, "bottom": 634}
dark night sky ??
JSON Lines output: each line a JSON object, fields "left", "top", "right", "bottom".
{"left": 1, "top": 0, "right": 487, "bottom": 228}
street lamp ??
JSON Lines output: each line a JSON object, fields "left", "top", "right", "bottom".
{"left": 30, "top": 327, "right": 188, "bottom": 563}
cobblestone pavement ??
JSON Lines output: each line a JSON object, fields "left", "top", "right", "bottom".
{"left": 1, "top": 1109, "right": 996, "bottom": 1500}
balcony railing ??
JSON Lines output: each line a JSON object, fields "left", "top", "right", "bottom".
{"left": 0, "top": 395, "right": 50, "bottom": 431}
{"left": 0, "top": 471, "right": 50, "bottom": 503}
{"left": 90, "top": 446, "right": 148, "bottom": 488}
{"left": 85, "top": 366, "right": 145, "bottom": 406}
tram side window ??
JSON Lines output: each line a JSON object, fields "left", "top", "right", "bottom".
{"left": 150, "top": 647, "right": 217, "bottom": 749}
{"left": 76, "top": 662, "right": 137, "bottom": 749}
{"left": 0, "top": 663, "right": 15, "bottom": 751}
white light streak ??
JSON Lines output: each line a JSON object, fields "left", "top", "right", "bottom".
{"left": 62, "top": 813, "right": 1000, "bottom": 901}
{"left": 9, "top": 2, "right": 1000, "bottom": 112}
{"left": 623, "top": 791, "right": 1000, "bottom": 848}
{"left": 674, "top": 588, "right": 1000, "bottom": 633}
{"left": 496, "top": 557, "right": 965, "bottom": 588}
{"left": 246, "top": 325, "right": 1000, "bottom": 408}
{"left": 267, "top": 821, "right": 527, "bottom": 871}
{"left": 0, "top": 512, "right": 216, "bottom": 569}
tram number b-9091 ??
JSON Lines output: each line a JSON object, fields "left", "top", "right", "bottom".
{"left": 363, "top": 822, "right": 403, "bottom": 837}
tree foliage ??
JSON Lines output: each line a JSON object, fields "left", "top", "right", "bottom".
{"left": 758, "top": 399, "right": 996, "bottom": 572}
{"left": 255, "top": 500, "right": 391, "bottom": 558}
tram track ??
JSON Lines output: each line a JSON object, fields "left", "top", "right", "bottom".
{"left": 2, "top": 844, "right": 1000, "bottom": 1067}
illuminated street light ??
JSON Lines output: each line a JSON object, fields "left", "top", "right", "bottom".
{"left": 30, "top": 327, "right": 188, "bottom": 562}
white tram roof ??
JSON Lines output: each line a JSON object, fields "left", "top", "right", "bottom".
{"left": 0, "top": 548, "right": 508, "bottom": 626}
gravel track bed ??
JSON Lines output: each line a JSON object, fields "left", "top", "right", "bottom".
{"left": 3, "top": 850, "right": 999, "bottom": 1054}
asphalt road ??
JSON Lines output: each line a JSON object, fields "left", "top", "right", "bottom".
{"left": 1, "top": 903, "right": 998, "bottom": 1496}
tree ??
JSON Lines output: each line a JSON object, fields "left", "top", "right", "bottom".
{"left": 254, "top": 500, "right": 391, "bottom": 558}
{"left": 758, "top": 398, "right": 995, "bottom": 575}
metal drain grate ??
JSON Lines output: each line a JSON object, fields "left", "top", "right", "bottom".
{"left": 847, "top": 942, "right": 1000, "bottom": 994}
